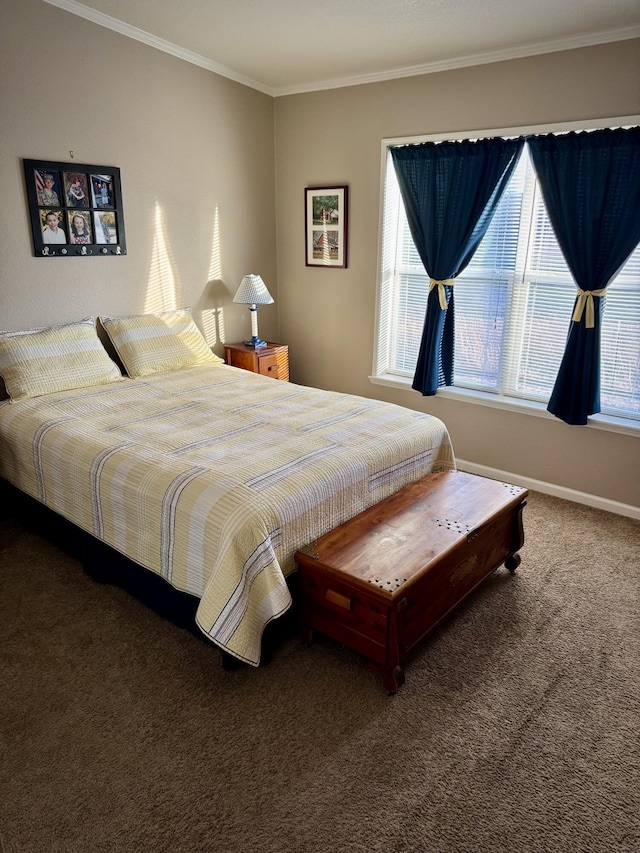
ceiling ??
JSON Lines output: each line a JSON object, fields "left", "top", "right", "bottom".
{"left": 45, "top": 0, "right": 640, "bottom": 96}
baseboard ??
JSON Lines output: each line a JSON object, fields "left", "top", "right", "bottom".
{"left": 456, "top": 459, "right": 640, "bottom": 520}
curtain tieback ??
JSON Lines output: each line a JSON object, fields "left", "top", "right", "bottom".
{"left": 429, "top": 278, "right": 456, "bottom": 310}
{"left": 572, "top": 287, "right": 607, "bottom": 329}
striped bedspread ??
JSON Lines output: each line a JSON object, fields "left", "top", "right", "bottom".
{"left": 0, "top": 364, "right": 455, "bottom": 665}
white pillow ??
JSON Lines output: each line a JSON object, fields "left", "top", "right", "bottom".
{"left": 99, "top": 308, "right": 223, "bottom": 378}
{"left": 0, "top": 318, "right": 123, "bottom": 402}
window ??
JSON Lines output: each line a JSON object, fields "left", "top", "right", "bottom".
{"left": 376, "top": 132, "right": 640, "bottom": 423}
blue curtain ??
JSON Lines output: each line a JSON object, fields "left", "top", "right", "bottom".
{"left": 528, "top": 127, "right": 640, "bottom": 425}
{"left": 391, "top": 137, "right": 524, "bottom": 395}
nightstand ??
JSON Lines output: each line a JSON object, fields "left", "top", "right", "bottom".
{"left": 223, "top": 342, "right": 289, "bottom": 381}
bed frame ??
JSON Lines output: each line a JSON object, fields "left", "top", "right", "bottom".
{"left": 1, "top": 478, "right": 299, "bottom": 667}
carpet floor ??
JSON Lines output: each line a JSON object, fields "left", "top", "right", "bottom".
{"left": 1, "top": 490, "right": 639, "bottom": 853}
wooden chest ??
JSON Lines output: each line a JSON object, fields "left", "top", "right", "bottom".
{"left": 294, "top": 471, "right": 527, "bottom": 693}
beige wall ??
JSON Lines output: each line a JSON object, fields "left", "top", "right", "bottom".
{"left": 0, "top": 0, "right": 278, "bottom": 351}
{"left": 275, "top": 41, "right": 640, "bottom": 509}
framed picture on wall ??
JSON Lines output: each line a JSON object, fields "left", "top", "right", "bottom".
{"left": 23, "top": 158, "right": 127, "bottom": 257}
{"left": 305, "top": 185, "right": 348, "bottom": 268}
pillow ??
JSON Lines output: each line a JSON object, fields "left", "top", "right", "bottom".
{"left": 0, "top": 318, "right": 124, "bottom": 402}
{"left": 99, "top": 308, "right": 223, "bottom": 378}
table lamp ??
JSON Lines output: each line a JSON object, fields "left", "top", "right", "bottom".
{"left": 232, "top": 274, "right": 274, "bottom": 348}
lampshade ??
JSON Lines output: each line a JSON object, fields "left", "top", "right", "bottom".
{"left": 232, "top": 274, "right": 274, "bottom": 348}
{"left": 232, "top": 274, "right": 274, "bottom": 306}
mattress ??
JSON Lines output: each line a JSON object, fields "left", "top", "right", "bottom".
{"left": 0, "top": 363, "right": 455, "bottom": 664}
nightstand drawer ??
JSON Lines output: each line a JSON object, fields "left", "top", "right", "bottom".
{"left": 258, "top": 353, "right": 280, "bottom": 378}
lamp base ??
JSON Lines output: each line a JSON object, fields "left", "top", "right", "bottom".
{"left": 243, "top": 336, "right": 268, "bottom": 348}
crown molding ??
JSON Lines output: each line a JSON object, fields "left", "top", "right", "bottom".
{"left": 41, "top": 0, "right": 276, "bottom": 95}
{"left": 42, "top": 1, "right": 640, "bottom": 98}
{"left": 273, "top": 25, "right": 640, "bottom": 96}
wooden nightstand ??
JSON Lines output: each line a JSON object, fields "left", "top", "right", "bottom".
{"left": 223, "top": 342, "right": 289, "bottom": 381}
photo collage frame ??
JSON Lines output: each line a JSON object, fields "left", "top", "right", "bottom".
{"left": 23, "top": 158, "right": 127, "bottom": 257}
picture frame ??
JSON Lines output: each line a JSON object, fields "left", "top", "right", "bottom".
{"left": 23, "top": 158, "right": 127, "bottom": 257}
{"left": 305, "top": 185, "right": 348, "bottom": 268}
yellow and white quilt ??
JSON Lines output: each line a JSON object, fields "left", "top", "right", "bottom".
{"left": 0, "top": 364, "right": 455, "bottom": 664}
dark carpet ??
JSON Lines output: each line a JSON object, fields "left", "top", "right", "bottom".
{"left": 1, "top": 491, "right": 639, "bottom": 853}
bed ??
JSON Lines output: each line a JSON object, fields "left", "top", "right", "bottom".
{"left": 0, "top": 312, "right": 455, "bottom": 666}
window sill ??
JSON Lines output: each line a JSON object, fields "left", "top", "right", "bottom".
{"left": 368, "top": 373, "right": 640, "bottom": 438}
